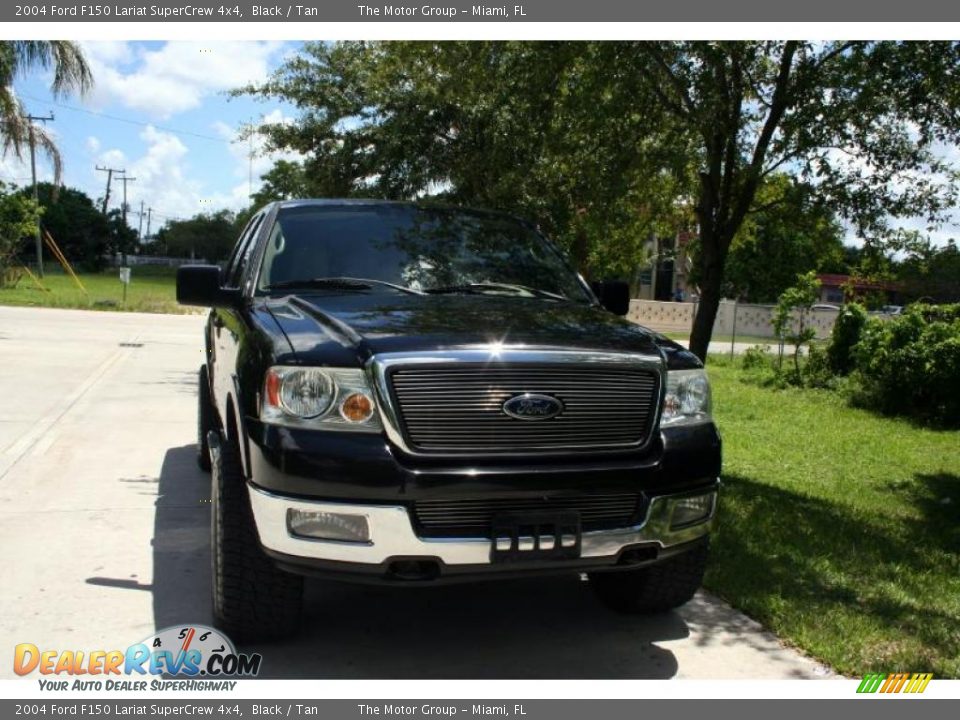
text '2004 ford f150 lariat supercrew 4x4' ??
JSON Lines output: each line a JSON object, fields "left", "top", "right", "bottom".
{"left": 177, "top": 200, "right": 720, "bottom": 641}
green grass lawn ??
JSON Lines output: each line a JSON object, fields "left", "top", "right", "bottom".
{"left": 705, "top": 357, "right": 960, "bottom": 677}
{"left": 0, "top": 266, "right": 189, "bottom": 314}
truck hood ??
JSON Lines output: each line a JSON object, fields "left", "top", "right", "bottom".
{"left": 260, "top": 292, "right": 678, "bottom": 365}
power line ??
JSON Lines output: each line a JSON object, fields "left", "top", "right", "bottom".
{"left": 17, "top": 93, "right": 233, "bottom": 144}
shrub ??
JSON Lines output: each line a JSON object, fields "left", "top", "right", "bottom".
{"left": 741, "top": 344, "right": 774, "bottom": 372}
{"left": 802, "top": 345, "right": 837, "bottom": 389}
{"left": 827, "top": 302, "right": 867, "bottom": 375}
{"left": 853, "top": 304, "right": 960, "bottom": 425}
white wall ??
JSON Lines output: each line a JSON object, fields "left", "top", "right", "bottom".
{"left": 629, "top": 299, "right": 839, "bottom": 339}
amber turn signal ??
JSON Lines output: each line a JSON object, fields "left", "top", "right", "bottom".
{"left": 339, "top": 392, "right": 375, "bottom": 423}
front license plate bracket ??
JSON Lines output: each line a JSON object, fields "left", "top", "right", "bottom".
{"left": 490, "top": 511, "right": 581, "bottom": 563}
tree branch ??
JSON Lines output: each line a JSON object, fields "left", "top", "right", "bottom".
{"left": 638, "top": 43, "right": 698, "bottom": 117}
{"left": 726, "top": 41, "right": 799, "bottom": 238}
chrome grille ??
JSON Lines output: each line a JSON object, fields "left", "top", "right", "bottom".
{"left": 414, "top": 493, "right": 643, "bottom": 537}
{"left": 389, "top": 364, "right": 660, "bottom": 453}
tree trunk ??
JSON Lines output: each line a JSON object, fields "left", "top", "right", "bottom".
{"left": 688, "top": 218, "right": 729, "bottom": 361}
{"left": 689, "top": 257, "right": 724, "bottom": 362}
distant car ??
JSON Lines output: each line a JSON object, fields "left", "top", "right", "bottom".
{"left": 811, "top": 303, "right": 840, "bottom": 312}
{"left": 881, "top": 305, "right": 904, "bottom": 316}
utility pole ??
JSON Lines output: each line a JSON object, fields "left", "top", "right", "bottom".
{"left": 24, "top": 112, "right": 54, "bottom": 277}
{"left": 145, "top": 207, "right": 153, "bottom": 242}
{"left": 116, "top": 174, "right": 136, "bottom": 265}
{"left": 137, "top": 200, "right": 145, "bottom": 242}
{"left": 117, "top": 173, "right": 136, "bottom": 225}
{"left": 96, "top": 165, "right": 124, "bottom": 215}
{"left": 234, "top": 118, "right": 256, "bottom": 199}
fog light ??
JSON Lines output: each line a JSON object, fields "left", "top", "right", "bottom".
{"left": 287, "top": 509, "right": 370, "bottom": 543}
{"left": 669, "top": 492, "right": 716, "bottom": 530}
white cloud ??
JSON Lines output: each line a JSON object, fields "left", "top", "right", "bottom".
{"left": 211, "top": 108, "right": 304, "bottom": 202}
{"left": 80, "top": 41, "right": 286, "bottom": 120}
{"left": 96, "top": 126, "right": 201, "bottom": 225}
{"left": 0, "top": 151, "right": 34, "bottom": 186}
{"left": 85, "top": 136, "right": 101, "bottom": 154}
{"left": 91, "top": 111, "right": 303, "bottom": 230}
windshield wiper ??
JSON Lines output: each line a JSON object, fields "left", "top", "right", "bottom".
{"left": 424, "top": 282, "right": 569, "bottom": 301}
{"left": 265, "top": 277, "right": 424, "bottom": 295}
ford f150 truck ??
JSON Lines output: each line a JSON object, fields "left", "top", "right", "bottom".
{"left": 177, "top": 200, "right": 720, "bottom": 641}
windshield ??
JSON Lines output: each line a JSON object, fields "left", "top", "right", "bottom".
{"left": 256, "top": 204, "right": 590, "bottom": 302}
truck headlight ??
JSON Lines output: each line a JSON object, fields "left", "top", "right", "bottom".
{"left": 661, "top": 369, "right": 712, "bottom": 427}
{"left": 262, "top": 366, "right": 382, "bottom": 432}
{"left": 271, "top": 367, "right": 334, "bottom": 418}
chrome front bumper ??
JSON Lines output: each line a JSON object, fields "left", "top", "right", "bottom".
{"left": 247, "top": 483, "right": 718, "bottom": 567}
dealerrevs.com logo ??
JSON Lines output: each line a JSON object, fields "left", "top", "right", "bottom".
{"left": 14, "top": 625, "right": 261, "bottom": 690}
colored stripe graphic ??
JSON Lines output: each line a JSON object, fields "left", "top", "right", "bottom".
{"left": 857, "top": 673, "right": 886, "bottom": 693}
{"left": 857, "top": 672, "right": 932, "bottom": 694}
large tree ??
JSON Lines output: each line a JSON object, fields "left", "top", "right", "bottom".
{"left": 0, "top": 41, "right": 92, "bottom": 185}
{"left": 633, "top": 41, "right": 959, "bottom": 358}
{"left": 241, "top": 42, "right": 960, "bottom": 360}
{"left": 238, "top": 42, "right": 696, "bottom": 280}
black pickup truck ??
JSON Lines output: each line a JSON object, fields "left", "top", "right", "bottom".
{"left": 177, "top": 200, "right": 720, "bottom": 641}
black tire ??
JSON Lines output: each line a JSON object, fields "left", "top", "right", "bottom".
{"left": 588, "top": 541, "right": 709, "bottom": 614}
{"left": 197, "top": 365, "right": 215, "bottom": 472}
{"left": 210, "top": 432, "right": 303, "bottom": 642}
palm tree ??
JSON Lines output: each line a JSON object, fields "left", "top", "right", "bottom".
{"left": 0, "top": 41, "right": 93, "bottom": 185}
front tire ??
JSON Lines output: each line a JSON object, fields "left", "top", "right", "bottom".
{"left": 210, "top": 432, "right": 303, "bottom": 642}
{"left": 588, "top": 541, "right": 709, "bottom": 613}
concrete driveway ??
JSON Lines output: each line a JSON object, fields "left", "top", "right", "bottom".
{"left": 0, "top": 306, "right": 830, "bottom": 679}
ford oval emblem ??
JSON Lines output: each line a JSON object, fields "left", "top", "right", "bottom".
{"left": 502, "top": 393, "right": 563, "bottom": 421}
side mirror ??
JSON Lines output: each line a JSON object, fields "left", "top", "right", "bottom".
{"left": 176, "top": 265, "right": 239, "bottom": 308}
{"left": 590, "top": 280, "right": 631, "bottom": 316}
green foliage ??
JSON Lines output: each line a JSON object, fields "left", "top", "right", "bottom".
{"left": 0, "top": 182, "right": 41, "bottom": 286}
{"left": 23, "top": 183, "right": 111, "bottom": 271}
{"left": 240, "top": 41, "right": 960, "bottom": 360}
{"left": 853, "top": 304, "right": 960, "bottom": 425}
{"left": 250, "top": 159, "right": 309, "bottom": 206}
{"left": 151, "top": 210, "right": 238, "bottom": 263}
{"left": 772, "top": 271, "right": 821, "bottom": 382}
{"left": 827, "top": 302, "right": 868, "bottom": 375}
{"left": 740, "top": 344, "right": 774, "bottom": 372}
{"left": 897, "top": 238, "right": 960, "bottom": 303}
{"left": 801, "top": 345, "right": 838, "bottom": 389}
{"left": 702, "top": 175, "right": 845, "bottom": 303}
{"left": 236, "top": 41, "right": 697, "bottom": 277}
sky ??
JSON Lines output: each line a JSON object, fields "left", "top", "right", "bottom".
{"left": 2, "top": 40, "right": 303, "bottom": 234}
{"left": 2, "top": 40, "right": 957, "bottom": 246}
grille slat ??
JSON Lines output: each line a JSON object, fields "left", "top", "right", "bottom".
{"left": 390, "top": 363, "right": 659, "bottom": 453}
{"left": 414, "top": 494, "right": 643, "bottom": 537}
